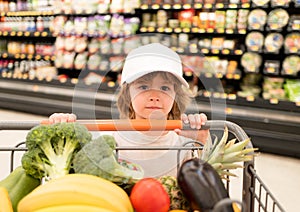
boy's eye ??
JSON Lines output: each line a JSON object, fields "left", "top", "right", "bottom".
{"left": 138, "top": 85, "right": 149, "bottom": 90}
{"left": 161, "top": 86, "right": 171, "bottom": 91}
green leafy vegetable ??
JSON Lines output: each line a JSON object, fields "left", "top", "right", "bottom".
{"left": 284, "top": 79, "right": 300, "bottom": 102}
{"left": 21, "top": 122, "right": 92, "bottom": 180}
{"left": 72, "top": 135, "right": 144, "bottom": 185}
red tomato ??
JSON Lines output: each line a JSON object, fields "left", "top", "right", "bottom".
{"left": 130, "top": 178, "right": 170, "bottom": 212}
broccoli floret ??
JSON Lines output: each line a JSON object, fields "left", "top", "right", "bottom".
{"left": 73, "top": 135, "right": 144, "bottom": 185}
{"left": 22, "top": 122, "right": 92, "bottom": 180}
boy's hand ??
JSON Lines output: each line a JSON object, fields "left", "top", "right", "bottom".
{"left": 48, "top": 113, "right": 77, "bottom": 124}
{"left": 174, "top": 113, "right": 209, "bottom": 143}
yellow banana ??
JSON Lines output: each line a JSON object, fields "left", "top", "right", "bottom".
{"left": 32, "top": 173, "right": 132, "bottom": 211}
{"left": 18, "top": 174, "right": 132, "bottom": 212}
{"left": 25, "top": 174, "right": 132, "bottom": 212}
{"left": 42, "top": 174, "right": 133, "bottom": 212}
{"left": 18, "top": 188, "right": 125, "bottom": 212}
{"left": 0, "top": 187, "right": 13, "bottom": 212}
{"left": 33, "top": 204, "right": 115, "bottom": 212}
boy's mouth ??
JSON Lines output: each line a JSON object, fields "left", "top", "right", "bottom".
{"left": 146, "top": 107, "right": 162, "bottom": 109}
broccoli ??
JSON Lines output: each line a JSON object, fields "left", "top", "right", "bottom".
{"left": 21, "top": 122, "right": 92, "bottom": 181}
{"left": 72, "top": 135, "right": 144, "bottom": 185}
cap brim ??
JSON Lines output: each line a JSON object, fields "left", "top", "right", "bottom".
{"left": 125, "top": 69, "right": 189, "bottom": 88}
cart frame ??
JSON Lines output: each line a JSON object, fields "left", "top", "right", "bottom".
{"left": 0, "top": 120, "right": 285, "bottom": 212}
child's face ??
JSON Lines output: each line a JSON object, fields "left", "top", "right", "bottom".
{"left": 129, "top": 74, "right": 176, "bottom": 119}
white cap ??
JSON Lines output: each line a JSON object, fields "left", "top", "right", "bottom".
{"left": 121, "top": 43, "right": 189, "bottom": 88}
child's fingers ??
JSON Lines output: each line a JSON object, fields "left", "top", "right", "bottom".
{"left": 187, "top": 114, "right": 197, "bottom": 129}
{"left": 48, "top": 113, "right": 77, "bottom": 124}
{"left": 177, "top": 113, "right": 209, "bottom": 143}
{"left": 188, "top": 113, "right": 205, "bottom": 129}
{"left": 181, "top": 113, "right": 189, "bottom": 124}
{"left": 67, "top": 113, "right": 77, "bottom": 122}
{"left": 199, "top": 113, "right": 207, "bottom": 124}
{"left": 180, "top": 113, "right": 207, "bottom": 130}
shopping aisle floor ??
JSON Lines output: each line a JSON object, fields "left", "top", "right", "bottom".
{"left": 1, "top": 109, "right": 299, "bottom": 212}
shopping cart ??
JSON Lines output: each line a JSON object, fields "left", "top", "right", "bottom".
{"left": 0, "top": 120, "right": 285, "bottom": 212}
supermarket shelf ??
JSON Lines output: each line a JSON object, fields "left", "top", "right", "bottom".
{"left": 0, "top": 78, "right": 299, "bottom": 158}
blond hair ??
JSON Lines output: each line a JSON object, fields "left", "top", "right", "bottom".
{"left": 116, "top": 71, "right": 190, "bottom": 119}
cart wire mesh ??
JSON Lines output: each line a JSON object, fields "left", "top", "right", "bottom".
{"left": 0, "top": 120, "right": 286, "bottom": 212}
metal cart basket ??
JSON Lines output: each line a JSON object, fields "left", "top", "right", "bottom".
{"left": 0, "top": 120, "right": 285, "bottom": 212}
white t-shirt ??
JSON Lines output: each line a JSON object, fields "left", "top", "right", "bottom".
{"left": 113, "top": 130, "right": 193, "bottom": 177}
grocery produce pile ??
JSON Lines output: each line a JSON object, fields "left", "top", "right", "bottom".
{"left": 0, "top": 122, "right": 257, "bottom": 212}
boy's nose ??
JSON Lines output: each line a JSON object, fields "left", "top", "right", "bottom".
{"left": 149, "top": 97, "right": 160, "bottom": 101}
{"left": 148, "top": 90, "right": 160, "bottom": 101}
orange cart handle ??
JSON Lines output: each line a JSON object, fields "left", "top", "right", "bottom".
{"left": 40, "top": 119, "right": 185, "bottom": 131}
{"left": 0, "top": 119, "right": 211, "bottom": 131}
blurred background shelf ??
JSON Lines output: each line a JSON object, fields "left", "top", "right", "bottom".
{"left": 1, "top": 78, "right": 299, "bottom": 158}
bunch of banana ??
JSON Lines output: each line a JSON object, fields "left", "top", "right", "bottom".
{"left": 18, "top": 174, "right": 133, "bottom": 212}
{"left": 0, "top": 187, "right": 13, "bottom": 212}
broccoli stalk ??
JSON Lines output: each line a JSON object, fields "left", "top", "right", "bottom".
{"left": 21, "top": 122, "right": 92, "bottom": 181}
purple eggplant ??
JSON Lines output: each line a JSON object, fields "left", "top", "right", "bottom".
{"left": 177, "top": 158, "right": 234, "bottom": 212}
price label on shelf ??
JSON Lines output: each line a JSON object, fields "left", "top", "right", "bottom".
{"left": 157, "top": 27, "right": 164, "bottom": 32}
{"left": 139, "top": 27, "right": 147, "bottom": 32}
{"left": 270, "top": 98, "right": 279, "bottom": 104}
{"left": 246, "top": 96, "right": 255, "bottom": 102}
{"left": 151, "top": 4, "right": 160, "bottom": 9}
{"left": 226, "top": 73, "right": 233, "bottom": 79}
{"left": 216, "top": 28, "right": 225, "bottom": 33}
{"left": 228, "top": 94, "right": 237, "bottom": 100}
{"left": 205, "top": 73, "right": 213, "bottom": 78}
{"left": 216, "top": 3, "right": 224, "bottom": 8}
{"left": 148, "top": 27, "right": 155, "bottom": 32}
{"left": 204, "top": 3, "right": 212, "bottom": 8}
{"left": 183, "top": 4, "right": 192, "bottom": 9}
{"left": 207, "top": 28, "right": 214, "bottom": 33}
{"left": 34, "top": 32, "right": 40, "bottom": 37}
{"left": 229, "top": 3, "right": 238, "bottom": 8}
{"left": 173, "top": 4, "right": 181, "bottom": 9}
{"left": 266, "top": 67, "right": 276, "bottom": 73}
{"left": 215, "top": 73, "right": 223, "bottom": 78}
{"left": 191, "top": 27, "right": 199, "bottom": 33}
{"left": 238, "top": 29, "right": 246, "bottom": 34}
{"left": 211, "top": 49, "right": 220, "bottom": 54}
{"left": 242, "top": 3, "right": 251, "bottom": 7}
{"left": 201, "top": 49, "right": 209, "bottom": 54}
{"left": 222, "top": 49, "right": 230, "bottom": 55}
{"left": 162, "top": 4, "right": 171, "bottom": 9}
{"left": 165, "top": 27, "right": 172, "bottom": 33}
{"left": 183, "top": 28, "right": 190, "bottom": 33}
{"left": 234, "top": 74, "right": 241, "bottom": 80}
{"left": 226, "top": 29, "right": 234, "bottom": 34}
{"left": 140, "top": 4, "right": 148, "bottom": 9}
{"left": 41, "top": 32, "right": 48, "bottom": 37}
{"left": 194, "top": 3, "right": 202, "bottom": 8}
{"left": 203, "top": 91, "right": 212, "bottom": 97}
{"left": 225, "top": 107, "right": 233, "bottom": 114}
{"left": 174, "top": 28, "right": 182, "bottom": 33}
